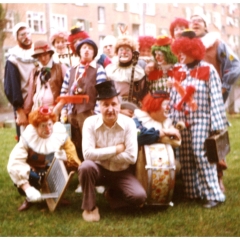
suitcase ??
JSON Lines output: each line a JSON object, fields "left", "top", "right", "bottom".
{"left": 204, "top": 129, "right": 230, "bottom": 163}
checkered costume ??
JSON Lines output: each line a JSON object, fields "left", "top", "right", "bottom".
{"left": 169, "top": 61, "right": 228, "bottom": 201}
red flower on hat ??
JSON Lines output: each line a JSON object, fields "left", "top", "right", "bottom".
{"left": 154, "top": 36, "right": 172, "bottom": 47}
{"left": 34, "top": 44, "right": 49, "bottom": 52}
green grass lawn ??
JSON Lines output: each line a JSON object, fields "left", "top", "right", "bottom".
{"left": 0, "top": 115, "right": 240, "bottom": 237}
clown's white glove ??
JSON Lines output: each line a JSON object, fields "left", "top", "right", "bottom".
{"left": 54, "top": 149, "right": 67, "bottom": 161}
{"left": 25, "top": 186, "right": 42, "bottom": 202}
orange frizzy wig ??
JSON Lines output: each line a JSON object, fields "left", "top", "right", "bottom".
{"left": 141, "top": 92, "right": 169, "bottom": 113}
{"left": 171, "top": 35, "right": 205, "bottom": 60}
{"left": 169, "top": 18, "right": 189, "bottom": 38}
{"left": 29, "top": 106, "right": 57, "bottom": 128}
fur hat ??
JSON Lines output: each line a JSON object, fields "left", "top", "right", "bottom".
{"left": 114, "top": 35, "right": 138, "bottom": 54}
{"left": 102, "top": 35, "right": 117, "bottom": 47}
{"left": 76, "top": 38, "right": 98, "bottom": 59}
{"left": 50, "top": 31, "right": 68, "bottom": 45}
{"left": 151, "top": 35, "right": 177, "bottom": 64}
{"left": 138, "top": 36, "right": 156, "bottom": 51}
{"left": 68, "top": 26, "right": 90, "bottom": 53}
{"left": 169, "top": 18, "right": 189, "bottom": 38}
{"left": 32, "top": 40, "right": 54, "bottom": 58}
{"left": 95, "top": 80, "right": 120, "bottom": 100}
{"left": 171, "top": 29, "right": 205, "bottom": 60}
{"left": 12, "top": 22, "right": 29, "bottom": 40}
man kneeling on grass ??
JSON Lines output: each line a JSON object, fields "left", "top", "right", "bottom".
{"left": 78, "top": 80, "right": 147, "bottom": 222}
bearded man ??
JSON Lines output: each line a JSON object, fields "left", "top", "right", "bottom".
{"left": 4, "top": 22, "right": 37, "bottom": 139}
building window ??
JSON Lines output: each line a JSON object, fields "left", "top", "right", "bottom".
{"left": 145, "top": 23, "right": 156, "bottom": 36}
{"left": 98, "top": 6, "right": 105, "bottom": 23}
{"left": 212, "top": 12, "right": 222, "bottom": 30}
{"left": 173, "top": 3, "right": 178, "bottom": 7}
{"left": 5, "top": 11, "right": 14, "bottom": 31}
{"left": 132, "top": 24, "right": 140, "bottom": 39}
{"left": 159, "top": 28, "right": 168, "bottom": 36}
{"left": 145, "top": 3, "right": 155, "bottom": 16}
{"left": 115, "top": 3, "right": 125, "bottom": 12}
{"left": 76, "top": 19, "right": 86, "bottom": 31}
{"left": 27, "top": 11, "right": 45, "bottom": 33}
{"left": 51, "top": 14, "right": 67, "bottom": 32}
{"left": 129, "top": 3, "right": 141, "bottom": 14}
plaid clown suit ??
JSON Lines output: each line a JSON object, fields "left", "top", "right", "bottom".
{"left": 169, "top": 61, "right": 228, "bottom": 202}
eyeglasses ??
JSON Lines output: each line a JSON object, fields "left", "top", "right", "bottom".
{"left": 190, "top": 18, "right": 204, "bottom": 24}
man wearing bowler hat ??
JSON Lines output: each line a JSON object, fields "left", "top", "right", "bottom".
{"left": 78, "top": 80, "right": 147, "bottom": 222}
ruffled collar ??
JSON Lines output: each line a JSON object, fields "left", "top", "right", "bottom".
{"left": 8, "top": 45, "right": 36, "bottom": 63}
{"left": 21, "top": 122, "right": 68, "bottom": 154}
{"left": 133, "top": 109, "right": 172, "bottom": 130}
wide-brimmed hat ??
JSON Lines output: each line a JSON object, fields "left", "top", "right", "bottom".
{"left": 32, "top": 40, "right": 54, "bottom": 58}
{"left": 76, "top": 38, "right": 98, "bottom": 59}
{"left": 95, "top": 80, "right": 120, "bottom": 100}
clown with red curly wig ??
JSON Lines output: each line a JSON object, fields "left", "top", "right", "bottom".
{"left": 169, "top": 30, "right": 228, "bottom": 208}
{"left": 7, "top": 106, "right": 81, "bottom": 211}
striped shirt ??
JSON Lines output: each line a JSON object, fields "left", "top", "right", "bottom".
{"left": 60, "top": 60, "right": 106, "bottom": 114}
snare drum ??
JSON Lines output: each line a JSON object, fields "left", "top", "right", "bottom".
{"left": 136, "top": 143, "right": 176, "bottom": 206}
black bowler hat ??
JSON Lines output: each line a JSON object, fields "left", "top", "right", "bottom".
{"left": 95, "top": 80, "right": 120, "bottom": 100}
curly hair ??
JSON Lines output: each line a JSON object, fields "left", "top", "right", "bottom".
{"left": 138, "top": 36, "right": 156, "bottom": 51}
{"left": 114, "top": 35, "right": 138, "bottom": 54}
{"left": 141, "top": 93, "right": 169, "bottom": 113}
{"left": 169, "top": 18, "right": 189, "bottom": 38}
{"left": 151, "top": 45, "right": 178, "bottom": 64}
{"left": 67, "top": 30, "right": 89, "bottom": 53}
{"left": 171, "top": 36, "right": 205, "bottom": 60}
{"left": 28, "top": 107, "right": 57, "bottom": 128}
{"left": 50, "top": 31, "right": 68, "bottom": 46}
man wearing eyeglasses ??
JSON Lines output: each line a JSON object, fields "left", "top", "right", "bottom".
{"left": 4, "top": 22, "right": 37, "bottom": 140}
{"left": 189, "top": 14, "right": 240, "bottom": 193}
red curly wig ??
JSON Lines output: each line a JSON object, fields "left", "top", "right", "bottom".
{"left": 138, "top": 36, "right": 156, "bottom": 51}
{"left": 67, "top": 26, "right": 89, "bottom": 53}
{"left": 141, "top": 92, "right": 169, "bottom": 113}
{"left": 29, "top": 106, "right": 57, "bottom": 128}
{"left": 171, "top": 30, "right": 205, "bottom": 60}
{"left": 169, "top": 18, "right": 189, "bottom": 38}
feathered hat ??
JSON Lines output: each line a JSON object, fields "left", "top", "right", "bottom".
{"left": 151, "top": 35, "right": 177, "bottom": 64}
{"left": 67, "top": 26, "right": 90, "bottom": 53}
{"left": 169, "top": 18, "right": 189, "bottom": 38}
{"left": 114, "top": 25, "right": 138, "bottom": 54}
{"left": 171, "top": 29, "right": 205, "bottom": 60}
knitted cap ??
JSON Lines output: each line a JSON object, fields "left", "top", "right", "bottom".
{"left": 102, "top": 35, "right": 117, "bottom": 47}
{"left": 76, "top": 38, "right": 98, "bottom": 59}
{"left": 12, "top": 22, "right": 29, "bottom": 40}
{"left": 32, "top": 40, "right": 54, "bottom": 58}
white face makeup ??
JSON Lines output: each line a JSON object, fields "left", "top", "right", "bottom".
{"left": 155, "top": 50, "right": 167, "bottom": 65}
{"left": 118, "top": 46, "right": 133, "bottom": 63}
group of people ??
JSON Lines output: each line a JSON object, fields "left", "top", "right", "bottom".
{"left": 4, "top": 13, "right": 240, "bottom": 222}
